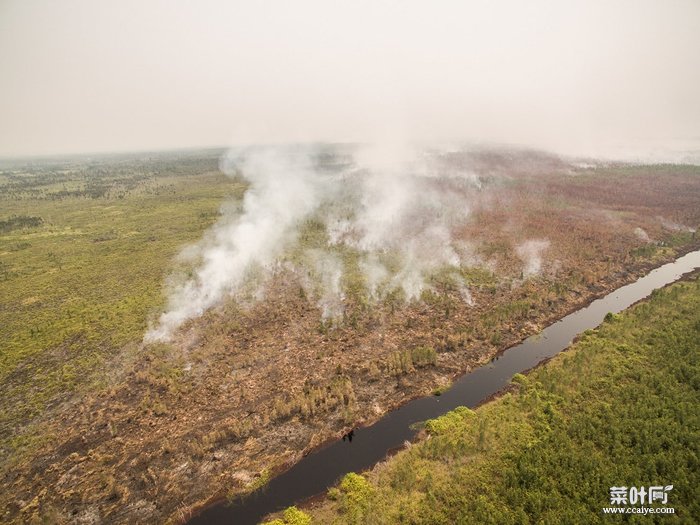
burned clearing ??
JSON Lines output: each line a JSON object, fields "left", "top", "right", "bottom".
{"left": 1, "top": 147, "right": 699, "bottom": 524}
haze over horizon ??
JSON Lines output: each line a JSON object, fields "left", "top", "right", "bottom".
{"left": 1, "top": 0, "right": 699, "bottom": 160}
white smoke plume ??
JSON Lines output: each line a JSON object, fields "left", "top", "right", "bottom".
{"left": 146, "top": 147, "right": 322, "bottom": 341}
{"left": 146, "top": 144, "right": 555, "bottom": 342}
{"left": 657, "top": 216, "right": 696, "bottom": 233}
{"left": 634, "top": 227, "right": 651, "bottom": 242}
{"left": 516, "top": 239, "right": 550, "bottom": 278}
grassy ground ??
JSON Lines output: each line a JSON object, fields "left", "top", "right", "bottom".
{"left": 305, "top": 274, "right": 700, "bottom": 524}
{"left": 0, "top": 152, "right": 242, "bottom": 456}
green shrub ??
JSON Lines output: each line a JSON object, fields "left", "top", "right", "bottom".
{"left": 425, "top": 406, "right": 474, "bottom": 435}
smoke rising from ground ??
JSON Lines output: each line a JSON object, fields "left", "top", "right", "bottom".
{"left": 147, "top": 148, "right": 322, "bottom": 340}
{"left": 516, "top": 240, "right": 550, "bottom": 278}
{"left": 147, "top": 144, "right": 554, "bottom": 342}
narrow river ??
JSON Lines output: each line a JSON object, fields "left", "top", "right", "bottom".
{"left": 187, "top": 249, "right": 700, "bottom": 525}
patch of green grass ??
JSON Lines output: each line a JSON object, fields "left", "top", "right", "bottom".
{"left": 313, "top": 275, "right": 700, "bottom": 523}
{"left": 247, "top": 468, "right": 272, "bottom": 494}
{"left": 383, "top": 346, "right": 437, "bottom": 377}
{"left": 663, "top": 230, "right": 695, "bottom": 248}
{"left": 631, "top": 243, "right": 660, "bottom": 259}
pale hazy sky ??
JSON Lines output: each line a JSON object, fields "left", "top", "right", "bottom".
{"left": 1, "top": 0, "right": 699, "bottom": 157}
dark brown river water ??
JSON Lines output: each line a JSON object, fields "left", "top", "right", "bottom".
{"left": 187, "top": 249, "right": 700, "bottom": 525}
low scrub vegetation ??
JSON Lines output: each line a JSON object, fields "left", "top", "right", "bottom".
{"left": 0, "top": 153, "right": 239, "bottom": 457}
{"left": 272, "top": 376, "right": 357, "bottom": 422}
{"left": 384, "top": 346, "right": 437, "bottom": 376}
